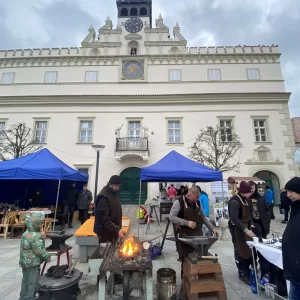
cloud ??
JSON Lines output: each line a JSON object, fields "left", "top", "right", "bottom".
{"left": 0, "top": 0, "right": 299, "bottom": 116}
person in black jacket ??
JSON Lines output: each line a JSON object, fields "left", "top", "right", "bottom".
{"left": 282, "top": 177, "right": 300, "bottom": 299}
{"left": 60, "top": 182, "right": 79, "bottom": 230}
{"left": 29, "top": 189, "right": 44, "bottom": 208}
{"left": 77, "top": 184, "right": 93, "bottom": 225}
{"left": 248, "top": 181, "right": 270, "bottom": 278}
{"left": 93, "top": 175, "right": 125, "bottom": 243}
{"left": 280, "top": 188, "right": 291, "bottom": 224}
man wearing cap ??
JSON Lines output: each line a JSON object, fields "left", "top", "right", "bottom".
{"left": 228, "top": 181, "right": 256, "bottom": 285}
{"left": 94, "top": 175, "right": 125, "bottom": 243}
{"left": 282, "top": 177, "right": 300, "bottom": 299}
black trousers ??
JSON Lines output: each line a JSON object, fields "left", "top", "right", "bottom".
{"left": 79, "top": 209, "right": 89, "bottom": 225}
{"left": 62, "top": 205, "right": 75, "bottom": 226}
{"left": 283, "top": 207, "right": 290, "bottom": 221}
{"left": 269, "top": 204, "right": 275, "bottom": 219}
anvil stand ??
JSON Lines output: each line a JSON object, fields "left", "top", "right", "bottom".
{"left": 41, "top": 231, "right": 73, "bottom": 275}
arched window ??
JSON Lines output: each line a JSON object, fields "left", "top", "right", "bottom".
{"left": 130, "top": 7, "right": 138, "bottom": 16}
{"left": 140, "top": 7, "right": 147, "bottom": 16}
{"left": 120, "top": 8, "right": 128, "bottom": 17}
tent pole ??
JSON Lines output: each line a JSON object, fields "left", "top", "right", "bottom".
{"left": 221, "top": 180, "right": 225, "bottom": 217}
{"left": 53, "top": 180, "right": 61, "bottom": 231}
{"left": 138, "top": 180, "right": 142, "bottom": 238}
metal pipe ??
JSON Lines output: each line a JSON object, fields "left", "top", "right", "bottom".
{"left": 138, "top": 180, "right": 142, "bottom": 237}
{"left": 53, "top": 180, "right": 61, "bottom": 231}
{"left": 94, "top": 150, "right": 100, "bottom": 198}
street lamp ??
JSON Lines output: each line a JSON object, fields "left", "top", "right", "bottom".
{"left": 92, "top": 144, "right": 105, "bottom": 198}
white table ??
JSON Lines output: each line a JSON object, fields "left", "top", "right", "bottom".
{"left": 29, "top": 210, "right": 51, "bottom": 215}
{"left": 247, "top": 241, "right": 289, "bottom": 299}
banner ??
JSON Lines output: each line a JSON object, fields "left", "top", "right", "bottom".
{"left": 211, "top": 180, "right": 229, "bottom": 226}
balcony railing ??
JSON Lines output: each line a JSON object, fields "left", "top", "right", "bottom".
{"left": 116, "top": 137, "right": 149, "bottom": 152}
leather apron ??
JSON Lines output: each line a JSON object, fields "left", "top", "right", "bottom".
{"left": 233, "top": 195, "right": 252, "bottom": 260}
{"left": 178, "top": 197, "right": 204, "bottom": 260}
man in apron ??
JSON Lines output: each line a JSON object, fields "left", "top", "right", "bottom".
{"left": 228, "top": 181, "right": 256, "bottom": 285}
{"left": 169, "top": 187, "right": 219, "bottom": 278}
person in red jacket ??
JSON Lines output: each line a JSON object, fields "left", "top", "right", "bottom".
{"left": 168, "top": 184, "right": 177, "bottom": 200}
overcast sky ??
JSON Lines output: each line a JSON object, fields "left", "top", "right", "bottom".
{"left": 0, "top": 0, "right": 299, "bottom": 116}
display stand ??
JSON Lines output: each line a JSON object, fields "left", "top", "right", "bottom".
{"left": 247, "top": 242, "right": 288, "bottom": 300}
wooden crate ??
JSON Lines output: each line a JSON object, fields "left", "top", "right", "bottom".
{"left": 183, "top": 258, "right": 227, "bottom": 300}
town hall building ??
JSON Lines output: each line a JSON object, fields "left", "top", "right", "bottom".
{"left": 0, "top": 0, "right": 297, "bottom": 204}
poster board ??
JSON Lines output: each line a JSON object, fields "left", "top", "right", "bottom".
{"left": 211, "top": 181, "right": 230, "bottom": 226}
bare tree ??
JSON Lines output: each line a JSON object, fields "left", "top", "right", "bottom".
{"left": 189, "top": 125, "right": 244, "bottom": 172}
{"left": 0, "top": 123, "right": 42, "bottom": 161}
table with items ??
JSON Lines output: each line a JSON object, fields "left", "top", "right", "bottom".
{"left": 247, "top": 235, "right": 289, "bottom": 300}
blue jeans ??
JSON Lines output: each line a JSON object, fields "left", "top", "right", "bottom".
{"left": 289, "top": 282, "right": 300, "bottom": 300}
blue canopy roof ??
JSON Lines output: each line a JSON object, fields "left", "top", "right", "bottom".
{"left": 0, "top": 148, "right": 88, "bottom": 181}
{"left": 140, "top": 150, "right": 223, "bottom": 182}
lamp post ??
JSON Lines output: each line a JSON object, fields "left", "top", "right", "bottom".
{"left": 91, "top": 144, "right": 105, "bottom": 198}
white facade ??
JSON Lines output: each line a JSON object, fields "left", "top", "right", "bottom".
{"left": 0, "top": 1, "right": 297, "bottom": 204}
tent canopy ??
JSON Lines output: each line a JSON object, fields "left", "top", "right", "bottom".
{"left": 140, "top": 150, "right": 223, "bottom": 182}
{"left": 0, "top": 148, "right": 88, "bottom": 182}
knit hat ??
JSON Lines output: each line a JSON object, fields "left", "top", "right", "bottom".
{"left": 285, "top": 177, "right": 300, "bottom": 194}
{"left": 239, "top": 181, "right": 251, "bottom": 194}
{"left": 109, "top": 175, "right": 121, "bottom": 185}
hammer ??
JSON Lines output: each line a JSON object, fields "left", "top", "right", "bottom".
{"left": 64, "top": 256, "right": 79, "bottom": 278}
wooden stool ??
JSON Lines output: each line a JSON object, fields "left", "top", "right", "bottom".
{"left": 183, "top": 258, "right": 227, "bottom": 300}
{"left": 41, "top": 246, "right": 72, "bottom": 275}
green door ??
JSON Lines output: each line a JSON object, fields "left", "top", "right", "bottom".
{"left": 119, "top": 167, "right": 147, "bottom": 205}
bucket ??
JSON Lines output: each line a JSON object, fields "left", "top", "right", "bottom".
{"left": 157, "top": 268, "right": 176, "bottom": 300}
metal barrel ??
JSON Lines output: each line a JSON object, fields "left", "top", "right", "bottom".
{"left": 157, "top": 268, "right": 176, "bottom": 300}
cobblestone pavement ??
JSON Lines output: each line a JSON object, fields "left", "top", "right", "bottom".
{"left": 0, "top": 206, "right": 287, "bottom": 299}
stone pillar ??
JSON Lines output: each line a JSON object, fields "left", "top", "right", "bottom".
{"left": 219, "top": 217, "right": 230, "bottom": 241}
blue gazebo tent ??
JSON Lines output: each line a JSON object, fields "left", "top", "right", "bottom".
{"left": 140, "top": 150, "right": 223, "bottom": 182}
{"left": 0, "top": 148, "right": 88, "bottom": 228}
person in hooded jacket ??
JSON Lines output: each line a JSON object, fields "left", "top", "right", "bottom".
{"left": 93, "top": 175, "right": 125, "bottom": 243}
{"left": 282, "top": 177, "right": 300, "bottom": 299}
{"left": 19, "top": 213, "right": 51, "bottom": 300}
{"left": 77, "top": 183, "right": 93, "bottom": 225}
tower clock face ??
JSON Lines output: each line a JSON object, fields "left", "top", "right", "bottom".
{"left": 125, "top": 17, "right": 144, "bottom": 33}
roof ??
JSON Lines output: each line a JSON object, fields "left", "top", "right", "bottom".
{"left": 140, "top": 150, "right": 223, "bottom": 182}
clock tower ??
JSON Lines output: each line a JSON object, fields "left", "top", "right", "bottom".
{"left": 116, "top": 0, "right": 152, "bottom": 32}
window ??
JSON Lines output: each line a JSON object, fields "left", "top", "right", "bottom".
{"left": 168, "top": 120, "right": 181, "bottom": 143}
{"left": 247, "top": 68, "right": 260, "bottom": 80}
{"left": 77, "top": 167, "right": 89, "bottom": 175}
{"left": 35, "top": 121, "right": 48, "bottom": 144}
{"left": 220, "top": 119, "right": 233, "bottom": 142}
{"left": 253, "top": 119, "right": 268, "bottom": 142}
{"left": 79, "top": 121, "right": 93, "bottom": 143}
{"left": 1, "top": 73, "right": 14, "bottom": 84}
{"left": 208, "top": 69, "right": 221, "bottom": 81}
{"left": 169, "top": 70, "right": 181, "bottom": 81}
{"left": 45, "top": 71, "right": 57, "bottom": 83}
{"left": 128, "top": 121, "right": 141, "bottom": 138}
{"left": 140, "top": 7, "right": 147, "bottom": 16}
{"left": 130, "top": 8, "right": 138, "bottom": 16}
{"left": 120, "top": 8, "right": 128, "bottom": 17}
{"left": 85, "top": 71, "right": 97, "bottom": 82}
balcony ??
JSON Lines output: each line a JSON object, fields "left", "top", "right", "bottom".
{"left": 115, "top": 137, "right": 149, "bottom": 161}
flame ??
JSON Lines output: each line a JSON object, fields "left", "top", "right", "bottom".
{"left": 119, "top": 236, "right": 140, "bottom": 258}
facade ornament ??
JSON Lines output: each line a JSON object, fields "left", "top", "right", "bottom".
{"left": 141, "top": 126, "right": 149, "bottom": 138}
{"left": 174, "top": 22, "right": 180, "bottom": 32}
{"left": 106, "top": 16, "right": 110, "bottom": 23}
{"left": 115, "top": 124, "right": 123, "bottom": 138}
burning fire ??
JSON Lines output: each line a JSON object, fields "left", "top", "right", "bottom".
{"left": 119, "top": 236, "right": 140, "bottom": 258}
